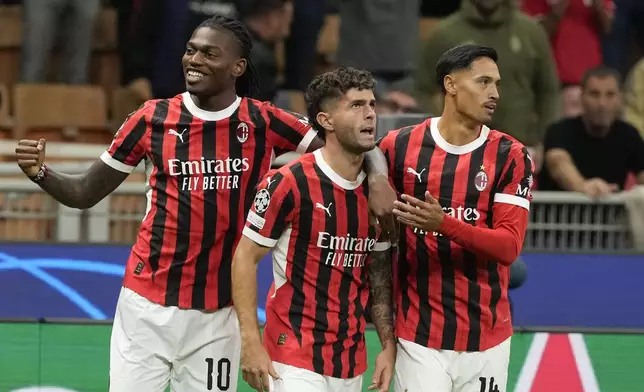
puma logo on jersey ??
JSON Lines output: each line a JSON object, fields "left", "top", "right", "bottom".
{"left": 407, "top": 167, "right": 426, "bottom": 182}
{"left": 265, "top": 176, "right": 275, "bottom": 189}
{"left": 315, "top": 202, "right": 333, "bottom": 217}
{"left": 168, "top": 128, "right": 187, "bottom": 143}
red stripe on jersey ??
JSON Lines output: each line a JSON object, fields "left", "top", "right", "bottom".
{"left": 398, "top": 126, "right": 425, "bottom": 343}
{"left": 449, "top": 151, "right": 471, "bottom": 351}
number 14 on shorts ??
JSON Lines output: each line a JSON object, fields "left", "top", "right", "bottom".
{"left": 479, "top": 376, "right": 500, "bottom": 392}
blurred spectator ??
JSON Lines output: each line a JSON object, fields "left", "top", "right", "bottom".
{"left": 281, "top": 0, "right": 327, "bottom": 113}
{"left": 337, "top": 0, "right": 420, "bottom": 113}
{"left": 239, "top": 0, "right": 293, "bottom": 102}
{"left": 416, "top": 0, "right": 559, "bottom": 167}
{"left": 522, "top": 0, "right": 614, "bottom": 118}
{"left": 623, "top": 58, "right": 644, "bottom": 138}
{"left": 540, "top": 67, "right": 644, "bottom": 197}
{"left": 20, "top": 0, "right": 100, "bottom": 84}
{"left": 602, "top": 0, "right": 644, "bottom": 78}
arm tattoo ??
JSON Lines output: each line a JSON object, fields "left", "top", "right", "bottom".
{"left": 368, "top": 249, "right": 395, "bottom": 348}
{"left": 39, "top": 160, "right": 129, "bottom": 209}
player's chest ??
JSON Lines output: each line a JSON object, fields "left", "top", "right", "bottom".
{"left": 148, "top": 119, "right": 272, "bottom": 180}
{"left": 397, "top": 155, "right": 503, "bottom": 212}
{"left": 299, "top": 184, "right": 377, "bottom": 271}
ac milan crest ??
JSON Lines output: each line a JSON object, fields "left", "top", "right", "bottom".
{"left": 474, "top": 170, "right": 488, "bottom": 192}
{"left": 236, "top": 122, "right": 249, "bottom": 143}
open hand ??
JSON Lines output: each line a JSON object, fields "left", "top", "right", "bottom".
{"left": 393, "top": 192, "right": 445, "bottom": 233}
{"left": 368, "top": 344, "right": 396, "bottom": 392}
{"left": 241, "top": 341, "right": 280, "bottom": 391}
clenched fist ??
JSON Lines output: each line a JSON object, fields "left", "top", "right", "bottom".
{"left": 15, "top": 138, "right": 46, "bottom": 177}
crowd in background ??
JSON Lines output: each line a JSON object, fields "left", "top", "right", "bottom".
{"left": 2, "top": 0, "right": 644, "bottom": 198}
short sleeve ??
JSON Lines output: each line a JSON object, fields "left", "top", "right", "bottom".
{"left": 376, "top": 130, "right": 397, "bottom": 180}
{"left": 242, "top": 170, "right": 296, "bottom": 248}
{"left": 494, "top": 146, "right": 535, "bottom": 211}
{"left": 521, "top": 0, "right": 549, "bottom": 17}
{"left": 625, "top": 124, "right": 644, "bottom": 174}
{"left": 265, "top": 105, "right": 318, "bottom": 155}
{"left": 543, "top": 121, "right": 569, "bottom": 153}
{"left": 100, "top": 104, "right": 150, "bottom": 173}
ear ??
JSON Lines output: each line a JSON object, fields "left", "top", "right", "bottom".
{"left": 316, "top": 111, "right": 334, "bottom": 132}
{"left": 232, "top": 58, "right": 247, "bottom": 78}
{"left": 444, "top": 74, "right": 457, "bottom": 96}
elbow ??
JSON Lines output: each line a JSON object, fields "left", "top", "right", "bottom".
{"left": 497, "top": 239, "right": 522, "bottom": 266}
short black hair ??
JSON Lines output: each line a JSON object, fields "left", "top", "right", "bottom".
{"left": 305, "top": 67, "right": 376, "bottom": 141}
{"left": 239, "top": 0, "right": 288, "bottom": 19}
{"left": 581, "top": 66, "right": 621, "bottom": 90}
{"left": 196, "top": 15, "right": 260, "bottom": 97}
{"left": 435, "top": 44, "right": 499, "bottom": 94}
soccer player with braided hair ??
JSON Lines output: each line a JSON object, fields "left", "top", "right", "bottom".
{"left": 15, "top": 13, "right": 397, "bottom": 392}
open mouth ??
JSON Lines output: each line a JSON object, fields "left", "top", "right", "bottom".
{"left": 484, "top": 103, "right": 496, "bottom": 111}
{"left": 186, "top": 69, "right": 207, "bottom": 83}
{"left": 360, "top": 127, "right": 375, "bottom": 136}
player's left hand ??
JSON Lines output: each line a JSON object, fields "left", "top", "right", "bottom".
{"left": 393, "top": 192, "right": 445, "bottom": 233}
{"left": 368, "top": 343, "right": 396, "bottom": 392}
{"left": 368, "top": 174, "right": 399, "bottom": 242}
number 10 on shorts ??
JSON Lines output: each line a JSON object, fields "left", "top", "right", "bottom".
{"left": 206, "top": 357, "right": 232, "bottom": 391}
{"left": 479, "top": 376, "right": 500, "bottom": 392}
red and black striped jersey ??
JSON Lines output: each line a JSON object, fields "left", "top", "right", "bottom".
{"left": 242, "top": 149, "right": 390, "bottom": 379}
{"left": 378, "top": 117, "right": 533, "bottom": 352}
{"left": 101, "top": 92, "right": 317, "bottom": 310}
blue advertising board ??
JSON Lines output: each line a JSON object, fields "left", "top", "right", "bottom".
{"left": 0, "top": 243, "right": 642, "bottom": 328}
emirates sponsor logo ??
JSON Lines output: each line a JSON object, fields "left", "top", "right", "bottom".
{"left": 169, "top": 157, "right": 250, "bottom": 191}
{"left": 316, "top": 232, "right": 377, "bottom": 268}
{"left": 414, "top": 206, "right": 481, "bottom": 236}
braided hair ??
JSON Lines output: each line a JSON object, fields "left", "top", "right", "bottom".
{"left": 196, "top": 15, "right": 260, "bottom": 98}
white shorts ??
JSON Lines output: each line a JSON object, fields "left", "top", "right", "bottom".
{"left": 393, "top": 337, "right": 511, "bottom": 392}
{"left": 109, "top": 287, "right": 240, "bottom": 392}
{"left": 267, "top": 362, "right": 363, "bottom": 392}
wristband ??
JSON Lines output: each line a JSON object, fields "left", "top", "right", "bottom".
{"left": 28, "top": 164, "right": 48, "bottom": 184}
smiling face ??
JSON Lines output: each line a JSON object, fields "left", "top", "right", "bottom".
{"left": 181, "top": 26, "right": 246, "bottom": 97}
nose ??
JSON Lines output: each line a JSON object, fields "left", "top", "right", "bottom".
{"left": 188, "top": 51, "right": 205, "bottom": 66}
{"left": 488, "top": 85, "right": 499, "bottom": 101}
{"left": 366, "top": 105, "right": 376, "bottom": 119}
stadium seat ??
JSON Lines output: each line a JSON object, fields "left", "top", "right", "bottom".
{"left": 0, "top": 6, "right": 21, "bottom": 88}
{"left": 12, "top": 84, "right": 110, "bottom": 143}
{"left": 0, "top": 191, "right": 54, "bottom": 241}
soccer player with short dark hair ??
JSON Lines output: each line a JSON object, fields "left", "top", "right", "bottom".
{"left": 232, "top": 67, "right": 396, "bottom": 392}
{"left": 15, "top": 16, "right": 397, "bottom": 392}
{"left": 379, "top": 44, "right": 534, "bottom": 392}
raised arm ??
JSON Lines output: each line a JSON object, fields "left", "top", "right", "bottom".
{"left": 15, "top": 139, "right": 128, "bottom": 209}
{"left": 15, "top": 104, "right": 150, "bottom": 209}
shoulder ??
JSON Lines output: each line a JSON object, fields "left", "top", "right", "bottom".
{"left": 487, "top": 128, "right": 529, "bottom": 159}
{"left": 612, "top": 119, "right": 643, "bottom": 139}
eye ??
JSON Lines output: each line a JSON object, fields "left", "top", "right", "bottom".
{"left": 352, "top": 103, "right": 362, "bottom": 108}
{"left": 205, "top": 52, "right": 217, "bottom": 58}
{"left": 185, "top": 47, "right": 195, "bottom": 55}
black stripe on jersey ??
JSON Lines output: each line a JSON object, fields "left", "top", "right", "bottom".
{"left": 218, "top": 109, "right": 245, "bottom": 308}
{"left": 412, "top": 125, "right": 435, "bottom": 348}
{"left": 486, "top": 137, "right": 514, "bottom": 327}
{"left": 438, "top": 153, "right": 459, "bottom": 350}
{"left": 267, "top": 110, "right": 306, "bottom": 151}
{"left": 287, "top": 162, "right": 308, "bottom": 347}
{"left": 243, "top": 101, "right": 270, "bottom": 225}
{"left": 112, "top": 115, "right": 147, "bottom": 163}
{"left": 165, "top": 107, "right": 195, "bottom": 306}
{"left": 348, "top": 219, "right": 373, "bottom": 378}
{"left": 463, "top": 142, "right": 487, "bottom": 351}
{"left": 332, "top": 188, "right": 359, "bottom": 378}
{"left": 392, "top": 126, "right": 414, "bottom": 321}
{"left": 312, "top": 165, "right": 336, "bottom": 375}
{"left": 192, "top": 120, "right": 218, "bottom": 309}
{"left": 148, "top": 100, "right": 170, "bottom": 278}
{"left": 268, "top": 173, "right": 295, "bottom": 239}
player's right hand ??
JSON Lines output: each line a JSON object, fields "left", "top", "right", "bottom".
{"left": 241, "top": 342, "right": 280, "bottom": 391}
{"left": 15, "top": 138, "right": 46, "bottom": 178}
